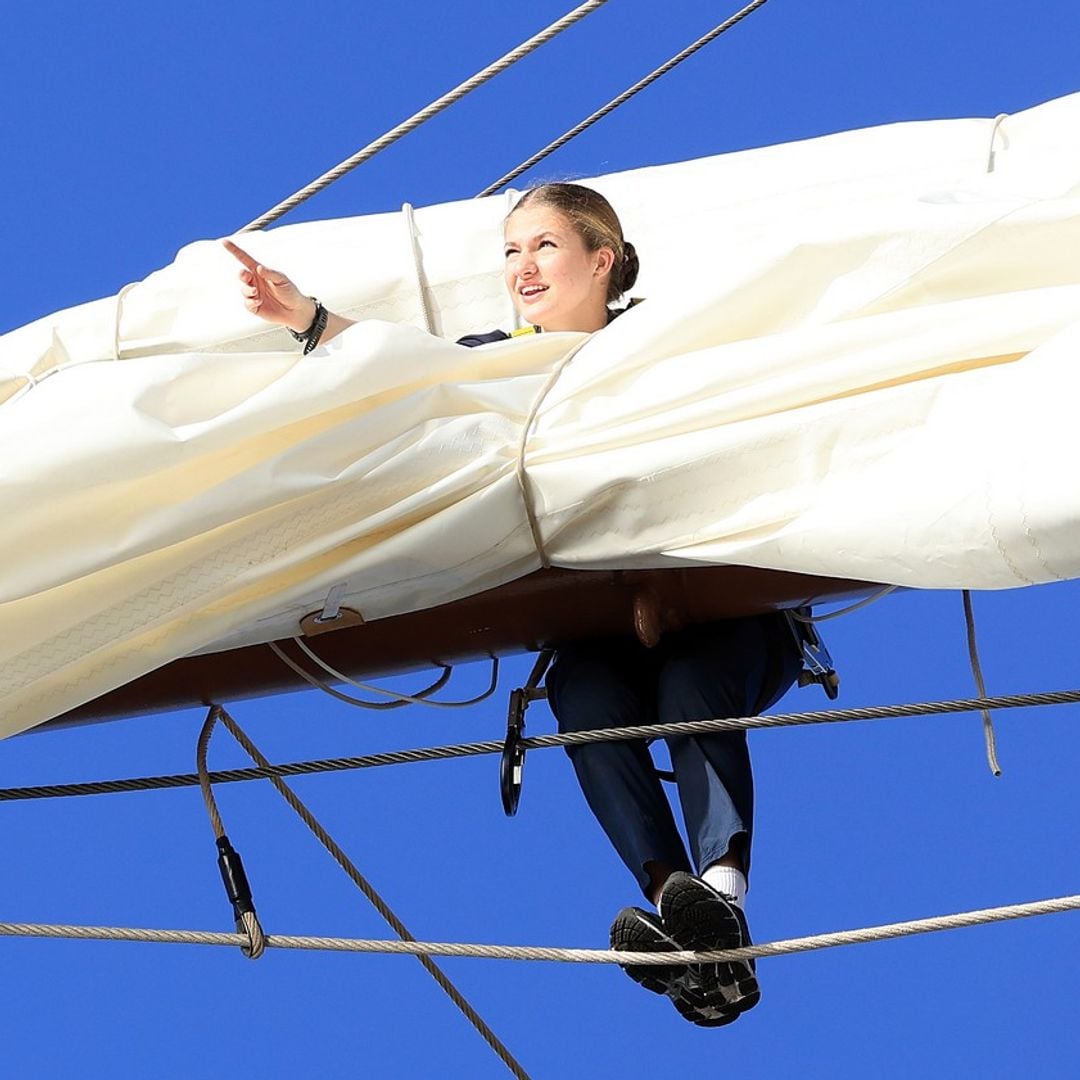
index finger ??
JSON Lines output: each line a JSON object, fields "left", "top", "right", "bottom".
{"left": 222, "top": 238, "right": 259, "bottom": 272}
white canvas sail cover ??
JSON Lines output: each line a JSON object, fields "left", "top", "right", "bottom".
{"left": 2, "top": 92, "right": 1079, "bottom": 737}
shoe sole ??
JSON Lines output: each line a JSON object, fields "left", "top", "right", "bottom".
{"left": 610, "top": 908, "right": 739, "bottom": 1026}
{"left": 609, "top": 907, "right": 680, "bottom": 997}
{"left": 672, "top": 984, "right": 743, "bottom": 1027}
{"left": 659, "top": 873, "right": 760, "bottom": 1016}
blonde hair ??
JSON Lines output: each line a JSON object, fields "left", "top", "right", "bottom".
{"left": 509, "top": 183, "right": 639, "bottom": 304}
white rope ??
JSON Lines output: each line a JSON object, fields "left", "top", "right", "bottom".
{"left": 4, "top": 358, "right": 132, "bottom": 412}
{"left": 505, "top": 189, "right": 524, "bottom": 330}
{"left": 788, "top": 585, "right": 898, "bottom": 623}
{"left": 3, "top": 892, "right": 1076, "bottom": 962}
{"left": 401, "top": 202, "right": 435, "bottom": 334}
{"left": 986, "top": 112, "right": 1009, "bottom": 173}
{"left": 113, "top": 282, "right": 137, "bottom": 361}
{"left": 273, "top": 637, "right": 501, "bottom": 709}
{"left": 239, "top": 1, "right": 609, "bottom": 232}
{"left": 6, "top": 376, "right": 37, "bottom": 408}
{"left": 267, "top": 641, "right": 453, "bottom": 711}
{"left": 514, "top": 335, "right": 596, "bottom": 567}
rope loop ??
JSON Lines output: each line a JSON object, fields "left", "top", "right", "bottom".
{"left": 112, "top": 282, "right": 137, "bottom": 361}
{"left": 789, "top": 585, "right": 897, "bottom": 623}
{"left": 269, "top": 639, "right": 499, "bottom": 710}
{"left": 986, "top": 112, "right": 1009, "bottom": 173}
{"left": 198, "top": 707, "right": 269, "bottom": 959}
{"left": 238, "top": 909, "right": 267, "bottom": 960}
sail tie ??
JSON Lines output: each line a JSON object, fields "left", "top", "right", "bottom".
{"left": 986, "top": 112, "right": 1009, "bottom": 173}
{"left": 514, "top": 336, "right": 594, "bottom": 568}
{"left": 401, "top": 202, "right": 435, "bottom": 333}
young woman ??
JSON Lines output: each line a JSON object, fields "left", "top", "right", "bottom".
{"left": 226, "top": 183, "right": 801, "bottom": 1026}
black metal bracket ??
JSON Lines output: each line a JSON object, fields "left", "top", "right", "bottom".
{"left": 785, "top": 607, "right": 840, "bottom": 699}
{"left": 501, "top": 649, "right": 553, "bottom": 816}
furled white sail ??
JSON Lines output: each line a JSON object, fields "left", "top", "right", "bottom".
{"left": 2, "top": 92, "right": 1079, "bottom": 737}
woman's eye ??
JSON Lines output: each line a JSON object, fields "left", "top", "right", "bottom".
{"left": 539, "top": 239, "right": 555, "bottom": 248}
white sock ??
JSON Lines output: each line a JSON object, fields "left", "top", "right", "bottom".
{"left": 701, "top": 864, "right": 747, "bottom": 909}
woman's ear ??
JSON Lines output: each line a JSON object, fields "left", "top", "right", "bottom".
{"left": 594, "top": 247, "right": 615, "bottom": 278}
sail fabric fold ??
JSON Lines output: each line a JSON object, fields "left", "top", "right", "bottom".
{"left": 2, "top": 92, "right": 1079, "bottom": 736}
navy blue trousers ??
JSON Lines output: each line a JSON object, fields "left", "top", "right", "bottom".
{"left": 546, "top": 615, "right": 801, "bottom": 897}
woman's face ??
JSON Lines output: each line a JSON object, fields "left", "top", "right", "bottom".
{"left": 503, "top": 205, "right": 613, "bottom": 332}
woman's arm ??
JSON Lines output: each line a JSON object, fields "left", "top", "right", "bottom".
{"left": 223, "top": 240, "right": 354, "bottom": 346}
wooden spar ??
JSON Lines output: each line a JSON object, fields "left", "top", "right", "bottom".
{"left": 44, "top": 565, "right": 876, "bottom": 732}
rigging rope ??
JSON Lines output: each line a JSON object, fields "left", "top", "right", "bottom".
{"left": 196, "top": 712, "right": 267, "bottom": 959}
{"left": 3, "top": 688, "right": 1078, "bottom": 803}
{"left": 267, "top": 640, "right": 452, "bottom": 708}
{"left": 239, "top": 0, "right": 608, "bottom": 232}
{"left": 963, "top": 590, "right": 1003, "bottom": 776}
{"left": 270, "top": 638, "right": 500, "bottom": 709}
{"left": 198, "top": 706, "right": 530, "bottom": 1080}
{"left": 476, "top": 0, "right": 774, "bottom": 197}
{"left": 2, "top": 891, "right": 1077, "bottom": 963}
{"left": 788, "top": 585, "right": 898, "bottom": 623}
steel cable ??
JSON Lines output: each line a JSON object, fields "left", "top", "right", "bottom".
{"left": 2, "top": 892, "right": 1077, "bottom": 963}
{"left": 3, "top": 688, "right": 1079, "bottom": 803}
{"left": 239, "top": 1, "right": 609, "bottom": 232}
{"left": 199, "top": 706, "right": 531, "bottom": 1079}
{"left": 477, "top": 0, "right": 774, "bottom": 197}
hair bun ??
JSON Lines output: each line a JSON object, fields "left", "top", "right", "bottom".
{"left": 512, "top": 184, "right": 637, "bottom": 304}
{"left": 618, "top": 241, "right": 640, "bottom": 296}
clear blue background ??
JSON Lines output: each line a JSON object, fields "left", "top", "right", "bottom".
{"left": 2, "top": 2, "right": 1078, "bottom": 1077}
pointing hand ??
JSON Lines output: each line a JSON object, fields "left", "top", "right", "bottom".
{"left": 223, "top": 239, "right": 316, "bottom": 333}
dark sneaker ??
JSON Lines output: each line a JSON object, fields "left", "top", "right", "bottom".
{"left": 658, "top": 872, "right": 760, "bottom": 1020}
{"left": 609, "top": 906, "right": 682, "bottom": 996}
{"left": 671, "top": 985, "right": 743, "bottom": 1028}
{"left": 610, "top": 906, "right": 738, "bottom": 1025}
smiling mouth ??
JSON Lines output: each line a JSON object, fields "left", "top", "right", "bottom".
{"left": 519, "top": 285, "right": 549, "bottom": 298}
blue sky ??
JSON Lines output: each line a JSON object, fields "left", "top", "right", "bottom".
{"left": 2, "top": 2, "right": 1079, "bottom": 1077}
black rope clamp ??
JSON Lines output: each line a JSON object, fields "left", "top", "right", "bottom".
{"left": 501, "top": 690, "right": 527, "bottom": 817}
{"left": 785, "top": 607, "right": 840, "bottom": 699}
{"left": 500, "top": 650, "right": 553, "bottom": 817}
{"left": 216, "top": 834, "right": 256, "bottom": 924}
